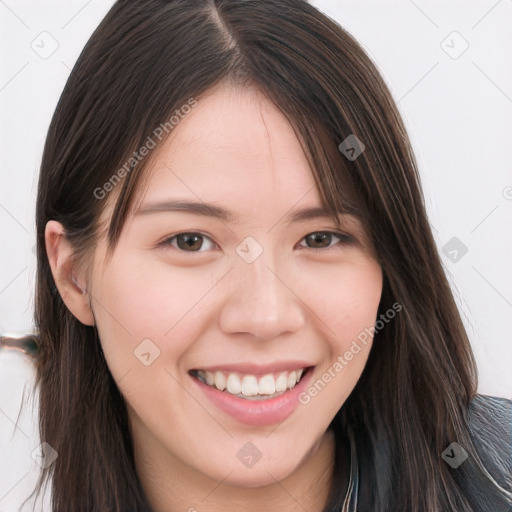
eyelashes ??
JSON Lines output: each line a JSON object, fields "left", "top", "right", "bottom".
{"left": 299, "top": 231, "right": 354, "bottom": 250}
{"left": 158, "top": 230, "right": 355, "bottom": 253}
{"left": 160, "top": 232, "right": 218, "bottom": 252}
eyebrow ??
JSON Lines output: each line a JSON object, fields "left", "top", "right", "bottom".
{"left": 135, "top": 200, "right": 347, "bottom": 225}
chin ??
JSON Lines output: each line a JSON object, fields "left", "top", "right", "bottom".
{"left": 218, "top": 464, "right": 297, "bottom": 489}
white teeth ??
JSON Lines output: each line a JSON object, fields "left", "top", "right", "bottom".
{"left": 205, "top": 371, "right": 214, "bottom": 386}
{"left": 275, "top": 372, "right": 288, "bottom": 392}
{"left": 214, "top": 371, "right": 226, "bottom": 391}
{"left": 258, "top": 374, "right": 275, "bottom": 395}
{"left": 196, "top": 368, "right": 307, "bottom": 398}
{"left": 226, "top": 373, "right": 242, "bottom": 395}
{"left": 241, "top": 375, "right": 258, "bottom": 396}
{"left": 287, "top": 371, "right": 297, "bottom": 389}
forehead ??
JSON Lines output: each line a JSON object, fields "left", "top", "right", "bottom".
{"left": 98, "top": 82, "right": 373, "bottom": 257}
{"left": 140, "top": 83, "right": 320, "bottom": 209}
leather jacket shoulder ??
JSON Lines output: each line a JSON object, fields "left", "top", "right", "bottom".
{"left": 353, "top": 394, "right": 512, "bottom": 511}
{"left": 456, "top": 393, "right": 512, "bottom": 511}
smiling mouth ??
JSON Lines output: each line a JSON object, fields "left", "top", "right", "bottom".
{"left": 189, "top": 367, "right": 312, "bottom": 400}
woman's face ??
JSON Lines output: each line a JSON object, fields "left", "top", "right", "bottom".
{"left": 85, "top": 83, "right": 383, "bottom": 487}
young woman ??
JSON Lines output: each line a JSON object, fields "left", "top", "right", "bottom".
{"left": 27, "top": 0, "right": 511, "bottom": 511}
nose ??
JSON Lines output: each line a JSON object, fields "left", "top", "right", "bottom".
{"left": 218, "top": 251, "right": 305, "bottom": 341}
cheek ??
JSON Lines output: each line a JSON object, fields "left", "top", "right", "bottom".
{"left": 302, "top": 258, "right": 381, "bottom": 361}
{"left": 296, "top": 260, "right": 382, "bottom": 415}
{"left": 88, "top": 255, "right": 223, "bottom": 384}
{"left": 93, "top": 251, "right": 382, "bottom": 364}
{"left": 298, "top": 256, "right": 383, "bottom": 344}
{"left": 91, "top": 248, "right": 382, "bottom": 408}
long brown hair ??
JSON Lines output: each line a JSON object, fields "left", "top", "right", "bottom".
{"left": 27, "top": 0, "right": 511, "bottom": 510}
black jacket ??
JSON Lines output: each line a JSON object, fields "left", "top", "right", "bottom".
{"left": 350, "top": 394, "right": 512, "bottom": 511}
{"left": 455, "top": 394, "right": 512, "bottom": 511}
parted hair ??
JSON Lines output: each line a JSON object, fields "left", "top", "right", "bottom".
{"left": 29, "top": 1, "right": 512, "bottom": 511}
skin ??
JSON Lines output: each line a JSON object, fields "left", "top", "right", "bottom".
{"left": 46, "top": 82, "right": 383, "bottom": 512}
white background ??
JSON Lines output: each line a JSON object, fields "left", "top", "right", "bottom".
{"left": 1, "top": 0, "right": 511, "bottom": 510}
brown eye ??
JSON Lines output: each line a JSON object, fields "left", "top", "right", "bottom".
{"left": 177, "top": 233, "right": 203, "bottom": 251}
{"left": 161, "top": 232, "right": 217, "bottom": 252}
{"left": 300, "top": 231, "right": 353, "bottom": 250}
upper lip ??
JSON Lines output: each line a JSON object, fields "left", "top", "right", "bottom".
{"left": 190, "top": 361, "right": 315, "bottom": 376}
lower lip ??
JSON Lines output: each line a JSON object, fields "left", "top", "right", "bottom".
{"left": 190, "top": 368, "right": 314, "bottom": 426}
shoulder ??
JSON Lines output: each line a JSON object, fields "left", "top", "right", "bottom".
{"left": 353, "top": 393, "right": 512, "bottom": 512}
{"left": 468, "top": 393, "right": 512, "bottom": 428}
{"left": 467, "top": 393, "right": 512, "bottom": 476}
{"left": 461, "top": 393, "right": 512, "bottom": 511}
{"left": 468, "top": 393, "right": 512, "bottom": 427}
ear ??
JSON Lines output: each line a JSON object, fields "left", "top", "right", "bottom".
{"left": 45, "top": 220, "right": 95, "bottom": 326}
